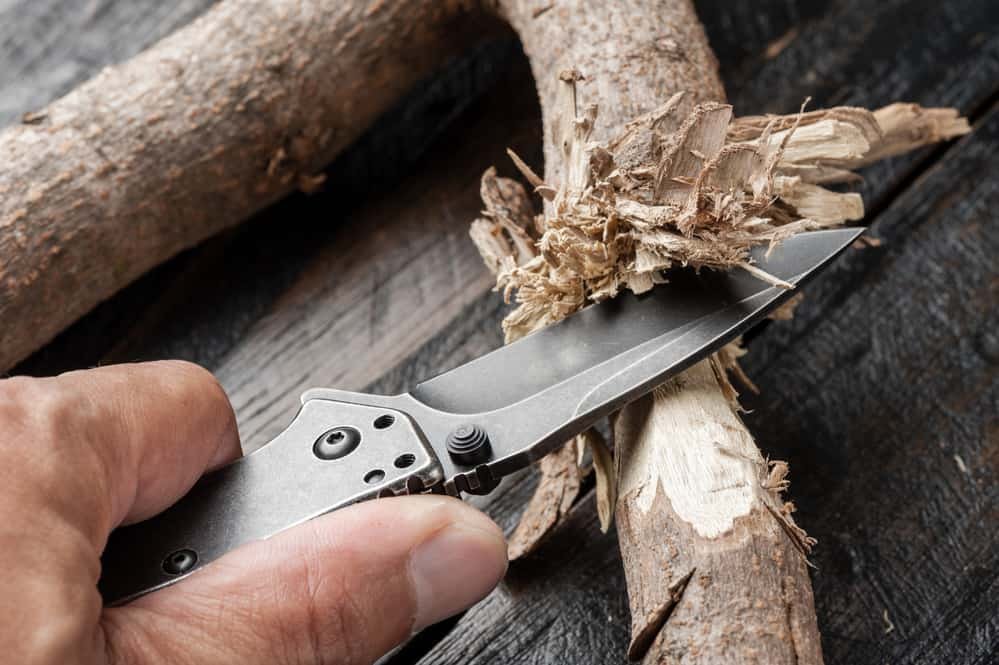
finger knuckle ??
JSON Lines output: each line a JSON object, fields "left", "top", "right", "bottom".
{"left": 0, "top": 377, "right": 35, "bottom": 432}
{"left": 0, "top": 376, "right": 103, "bottom": 524}
{"left": 0, "top": 376, "right": 74, "bottom": 444}
{"left": 161, "top": 360, "right": 232, "bottom": 415}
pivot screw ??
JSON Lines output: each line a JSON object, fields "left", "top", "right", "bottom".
{"left": 163, "top": 548, "right": 198, "bottom": 576}
{"left": 314, "top": 427, "right": 361, "bottom": 460}
{"left": 446, "top": 424, "right": 491, "bottom": 465}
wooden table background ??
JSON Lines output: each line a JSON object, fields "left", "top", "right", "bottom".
{"left": 3, "top": 1, "right": 997, "bottom": 663}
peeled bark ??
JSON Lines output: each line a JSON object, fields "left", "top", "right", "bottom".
{"left": 616, "top": 367, "right": 821, "bottom": 663}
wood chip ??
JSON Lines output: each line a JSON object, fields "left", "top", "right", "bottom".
{"left": 472, "top": 80, "right": 966, "bottom": 344}
{"left": 585, "top": 428, "right": 617, "bottom": 533}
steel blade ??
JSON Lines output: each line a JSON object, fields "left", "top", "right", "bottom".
{"left": 412, "top": 228, "right": 862, "bottom": 415}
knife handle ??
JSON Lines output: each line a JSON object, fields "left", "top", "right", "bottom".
{"left": 98, "top": 398, "right": 443, "bottom": 606}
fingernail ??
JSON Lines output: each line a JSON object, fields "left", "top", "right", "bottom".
{"left": 409, "top": 522, "right": 507, "bottom": 631}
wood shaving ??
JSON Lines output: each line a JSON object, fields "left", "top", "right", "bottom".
{"left": 712, "top": 338, "right": 759, "bottom": 399}
{"left": 762, "top": 460, "right": 817, "bottom": 556}
{"left": 470, "top": 79, "right": 969, "bottom": 344}
{"left": 768, "top": 292, "right": 805, "bottom": 321}
{"left": 883, "top": 609, "right": 896, "bottom": 635}
{"left": 584, "top": 428, "right": 617, "bottom": 533}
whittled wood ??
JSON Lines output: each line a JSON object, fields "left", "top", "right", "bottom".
{"left": 492, "top": 2, "right": 822, "bottom": 663}
{"left": 0, "top": 0, "right": 837, "bottom": 660}
{"left": 616, "top": 366, "right": 821, "bottom": 663}
{"left": 10, "top": 3, "right": 994, "bottom": 664}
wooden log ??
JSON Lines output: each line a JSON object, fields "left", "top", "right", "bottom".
{"left": 616, "top": 366, "right": 821, "bottom": 663}
{"left": 494, "top": 2, "right": 824, "bottom": 662}
{"left": 6, "top": 2, "right": 992, "bottom": 663}
{"left": 0, "top": 0, "right": 501, "bottom": 371}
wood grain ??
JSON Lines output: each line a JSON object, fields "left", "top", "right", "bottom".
{"left": 493, "top": 3, "right": 819, "bottom": 661}
{"left": 401, "top": 101, "right": 999, "bottom": 665}
{"left": 0, "top": 0, "right": 216, "bottom": 125}
{"left": 12, "top": 39, "right": 541, "bottom": 451}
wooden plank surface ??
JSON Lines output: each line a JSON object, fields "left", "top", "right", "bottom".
{"left": 4, "top": 1, "right": 997, "bottom": 664}
{"left": 742, "top": 103, "right": 999, "bottom": 665}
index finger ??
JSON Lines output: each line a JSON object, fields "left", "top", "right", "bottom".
{"left": 0, "top": 360, "right": 241, "bottom": 552}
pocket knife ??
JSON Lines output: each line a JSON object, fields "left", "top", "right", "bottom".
{"left": 99, "top": 227, "right": 862, "bottom": 605}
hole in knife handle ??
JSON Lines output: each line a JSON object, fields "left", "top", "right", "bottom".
{"left": 373, "top": 414, "right": 395, "bottom": 429}
{"left": 394, "top": 453, "right": 416, "bottom": 469}
{"left": 364, "top": 469, "right": 386, "bottom": 484}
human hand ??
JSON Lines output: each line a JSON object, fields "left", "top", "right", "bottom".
{"left": 0, "top": 361, "right": 508, "bottom": 664}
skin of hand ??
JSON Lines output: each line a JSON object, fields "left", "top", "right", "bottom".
{"left": 0, "top": 361, "right": 508, "bottom": 665}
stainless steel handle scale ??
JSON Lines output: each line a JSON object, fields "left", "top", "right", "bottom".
{"left": 99, "top": 400, "right": 443, "bottom": 605}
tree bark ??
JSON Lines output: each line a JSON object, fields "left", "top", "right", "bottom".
{"left": 616, "top": 368, "right": 821, "bottom": 663}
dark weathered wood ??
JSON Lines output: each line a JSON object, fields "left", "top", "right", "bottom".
{"left": 720, "top": 0, "right": 999, "bottom": 212}
{"left": 11, "top": 36, "right": 526, "bottom": 383}
{"left": 0, "top": 0, "right": 514, "bottom": 372}
{"left": 694, "top": 0, "right": 834, "bottom": 90}
{"left": 492, "top": 4, "right": 830, "bottom": 661}
{"left": 400, "top": 105, "right": 999, "bottom": 665}
{"left": 4, "top": 1, "right": 997, "bottom": 664}
{"left": 0, "top": 0, "right": 216, "bottom": 125}
{"left": 740, "top": 102, "right": 999, "bottom": 665}
{"left": 407, "top": 2, "right": 999, "bottom": 663}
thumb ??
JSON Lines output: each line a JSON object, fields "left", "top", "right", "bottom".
{"left": 101, "top": 496, "right": 507, "bottom": 664}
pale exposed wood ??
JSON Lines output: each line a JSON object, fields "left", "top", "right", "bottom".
{"left": 495, "top": 0, "right": 725, "bottom": 189}
{"left": 616, "top": 364, "right": 821, "bottom": 663}
{"left": 6, "top": 2, "right": 996, "bottom": 664}
{"left": 471, "top": 97, "right": 967, "bottom": 341}
{"left": 731, "top": 104, "right": 971, "bottom": 181}
{"left": 586, "top": 427, "right": 617, "bottom": 533}
{"left": 865, "top": 103, "right": 971, "bottom": 164}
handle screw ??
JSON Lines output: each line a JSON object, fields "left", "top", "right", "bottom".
{"left": 446, "top": 424, "right": 491, "bottom": 465}
{"left": 314, "top": 427, "right": 362, "bottom": 460}
{"left": 163, "top": 548, "right": 198, "bottom": 575}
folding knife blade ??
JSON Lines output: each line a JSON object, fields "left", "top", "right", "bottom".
{"left": 99, "top": 228, "right": 862, "bottom": 605}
